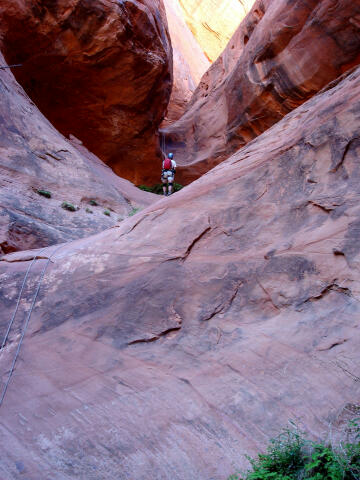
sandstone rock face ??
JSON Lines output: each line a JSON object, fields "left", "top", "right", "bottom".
{"left": 1, "top": 64, "right": 360, "bottom": 479}
{"left": 0, "top": 0, "right": 172, "bottom": 185}
{"left": 162, "top": 0, "right": 210, "bottom": 126}
{"left": 164, "top": 0, "right": 360, "bottom": 184}
{"left": 0, "top": 53, "right": 156, "bottom": 254}
{"left": 178, "top": 0, "right": 255, "bottom": 62}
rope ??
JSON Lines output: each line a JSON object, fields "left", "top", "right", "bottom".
{"left": 0, "top": 64, "right": 22, "bottom": 70}
{"left": 0, "top": 247, "right": 49, "bottom": 351}
{"left": 161, "top": 131, "right": 166, "bottom": 156}
{"left": 0, "top": 242, "right": 66, "bottom": 407}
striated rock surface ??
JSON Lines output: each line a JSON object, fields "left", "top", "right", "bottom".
{"left": 0, "top": 0, "right": 172, "bottom": 185}
{"left": 1, "top": 64, "right": 360, "bottom": 479}
{"left": 178, "top": 0, "right": 255, "bottom": 62}
{"left": 164, "top": 0, "right": 360, "bottom": 184}
{"left": 162, "top": 0, "right": 210, "bottom": 126}
{"left": 0, "top": 53, "right": 156, "bottom": 254}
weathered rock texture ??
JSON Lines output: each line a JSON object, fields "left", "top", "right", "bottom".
{"left": 164, "top": 0, "right": 360, "bottom": 184}
{"left": 1, "top": 63, "right": 360, "bottom": 479}
{"left": 162, "top": 0, "right": 210, "bottom": 126}
{"left": 0, "top": 0, "right": 172, "bottom": 185}
{"left": 0, "top": 53, "right": 156, "bottom": 254}
{"left": 178, "top": 0, "right": 255, "bottom": 62}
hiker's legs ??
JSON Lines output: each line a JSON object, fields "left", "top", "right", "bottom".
{"left": 161, "top": 176, "right": 167, "bottom": 195}
{"left": 168, "top": 176, "right": 174, "bottom": 195}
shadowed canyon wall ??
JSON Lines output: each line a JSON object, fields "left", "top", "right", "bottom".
{"left": 0, "top": 52, "right": 156, "bottom": 254}
{"left": 0, "top": 0, "right": 173, "bottom": 185}
{"left": 1, "top": 64, "right": 360, "bottom": 479}
{"left": 164, "top": 0, "right": 360, "bottom": 184}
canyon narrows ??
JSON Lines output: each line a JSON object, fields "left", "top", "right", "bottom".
{"left": 0, "top": 1, "right": 360, "bottom": 479}
{"left": 164, "top": 0, "right": 360, "bottom": 184}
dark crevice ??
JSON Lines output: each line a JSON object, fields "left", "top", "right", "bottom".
{"left": 328, "top": 339, "right": 348, "bottom": 350}
{"left": 308, "top": 201, "right": 334, "bottom": 213}
{"left": 317, "top": 338, "right": 349, "bottom": 351}
{"left": 182, "top": 225, "right": 211, "bottom": 261}
{"left": 0, "top": 241, "right": 18, "bottom": 255}
{"left": 202, "top": 303, "right": 224, "bottom": 322}
{"left": 302, "top": 282, "right": 352, "bottom": 304}
{"left": 333, "top": 248, "right": 345, "bottom": 256}
{"left": 127, "top": 325, "right": 181, "bottom": 345}
{"left": 119, "top": 215, "right": 146, "bottom": 237}
{"left": 330, "top": 137, "right": 359, "bottom": 173}
{"left": 201, "top": 281, "right": 243, "bottom": 322}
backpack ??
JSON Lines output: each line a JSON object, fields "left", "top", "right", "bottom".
{"left": 163, "top": 157, "right": 172, "bottom": 170}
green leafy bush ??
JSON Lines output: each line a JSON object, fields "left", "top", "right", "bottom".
{"left": 103, "top": 209, "right": 111, "bottom": 216}
{"left": 89, "top": 199, "right": 99, "bottom": 206}
{"left": 305, "top": 444, "right": 343, "bottom": 480}
{"left": 244, "top": 430, "right": 305, "bottom": 480}
{"left": 36, "top": 189, "right": 52, "bottom": 198}
{"left": 228, "top": 423, "right": 360, "bottom": 480}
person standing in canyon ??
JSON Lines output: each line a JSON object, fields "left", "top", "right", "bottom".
{"left": 161, "top": 152, "right": 176, "bottom": 196}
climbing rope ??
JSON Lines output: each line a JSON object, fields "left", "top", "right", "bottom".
{"left": 0, "top": 247, "right": 49, "bottom": 351}
{"left": 161, "top": 131, "right": 166, "bottom": 156}
{"left": 0, "top": 242, "right": 67, "bottom": 407}
{"left": 0, "top": 64, "right": 22, "bottom": 70}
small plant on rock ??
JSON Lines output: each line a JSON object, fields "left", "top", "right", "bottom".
{"left": 129, "top": 207, "right": 140, "bottom": 216}
{"left": 36, "top": 189, "right": 52, "bottom": 198}
{"left": 89, "top": 199, "right": 99, "bottom": 206}
{"left": 103, "top": 209, "right": 111, "bottom": 216}
{"left": 61, "top": 201, "right": 77, "bottom": 212}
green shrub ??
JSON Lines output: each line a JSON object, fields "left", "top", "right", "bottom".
{"left": 137, "top": 184, "right": 153, "bottom": 193}
{"left": 85, "top": 208, "right": 93, "bottom": 214}
{"left": 305, "top": 444, "right": 343, "bottom": 480}
{"left": 36, "top": 189, "right": 52, "bottom": 198}
{"left": 244, "top": 430, "right": 305, "bottom": 480}
{"left": 137, "top": 183, "right": 183, "bottom": 195}
{"left": 174, "top": 183, "right": 184, "bottom": 192}
{"left": 61, "top": 201, "right": 77, "bottom": 212}
{"left": 89, "top": 199, "right": 99, "bottom": 206}
{"left": 228, "top": 424, "right": 360, "bottom": 480}
{"left": 103, "top": 209, "right": 111, "bottom": 216}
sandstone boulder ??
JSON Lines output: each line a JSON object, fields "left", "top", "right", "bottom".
{"left": 164, "top": 0, "right": 360, "bottom": 184}
{"left": 0, "top": 0, "right": 172, "bottom": 185}
{"left": 0, "top": 53, "right": 156, "bottom": 254}
{"left": 0, "top": 64, "right": 360, "bottom": 479}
